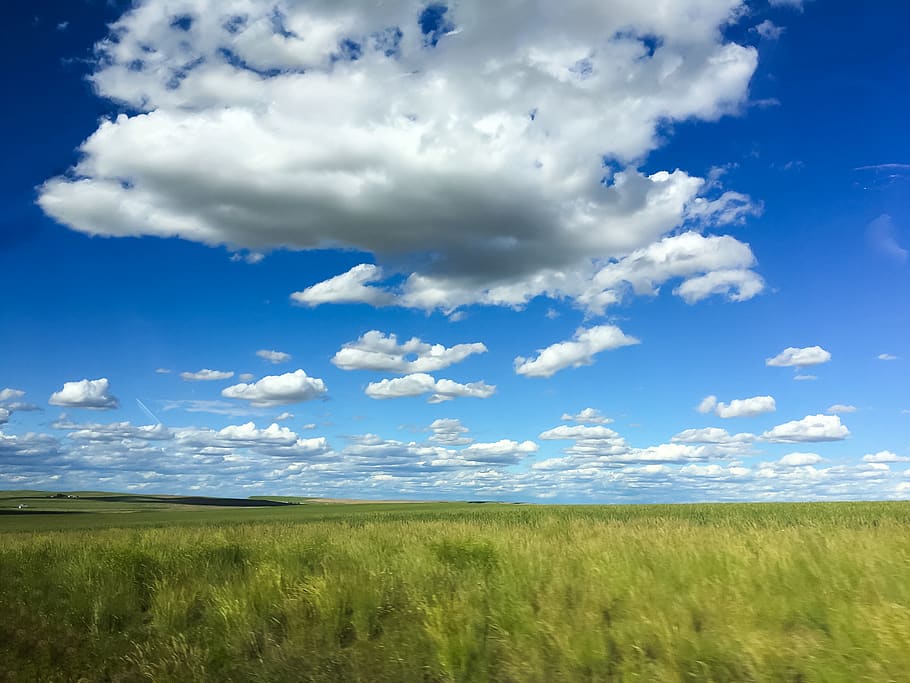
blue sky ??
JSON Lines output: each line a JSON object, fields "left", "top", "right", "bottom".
{"left": 1, "top": 0, "right": 908, "bottom": 502}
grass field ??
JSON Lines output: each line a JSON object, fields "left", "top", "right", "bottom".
{"left": 2, "top": 492, "right": 910, "bottom": 682}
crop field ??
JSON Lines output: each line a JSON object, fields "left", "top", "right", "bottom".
{"left": 2, "top": 493, "right": 910, "bottom": 682}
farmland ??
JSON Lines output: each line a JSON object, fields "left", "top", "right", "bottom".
{"left": 2, "top": 492, "right": 910, "bottom": 682}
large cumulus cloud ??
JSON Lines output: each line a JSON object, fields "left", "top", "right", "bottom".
{"left": 39, "top": 0, "right": 763, "bottom": 312}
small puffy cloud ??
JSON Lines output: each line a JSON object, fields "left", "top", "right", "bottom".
{"left": 4, "top": 402, "right": 40, "bottom": 412}
{"left": 180, "top": 369, "right": 234, "bottom": 381}
{"left": 671, "top": 428, "right": 755, "bottom": 444}
{"left": 428, "top": 418, "right": 473, "bottom": 446}
{"left": 827, "top": 404, "right": 857, "bottom": 414}
{"left": 238, "top": 373, "right": 255, "bottom": 382}
{"left": 154, "top": 368, "right": 171, "bottom": 374}
{"left": 778, "top": 452, "right": 822, "bottom": 467}
{"left": 49, "top": 378, "right": 119, "bottom": 410}
{"left": 458, "top": 440, "right": 538, "bottom": 464}
{"left": 292, "top": 264, "right": 393, "bottom": 308}
{"left": 697, "top": 395, "right": 718, "bottom": 414}
{"left": 257, "top": 349, "right": 292, "bottom": 364}
{"left": 673, "top": 269, "right": 765, "bottom": 304}
{"left": 762, "top": 414, "right": 850, "bottom": 443}
{"left": 714, "top": 395, "right": 776, "bottom": 418}
{"left": 231, "top": 251, "right": 265, "bottom": 264}
{"left": 0, "top": 388, "right": 25, "bottom": 401}
{"left": 863, "top": 451, "right": 910, "bottom": 463}
{"left": 878, "top": 353, "right": 899, "bottom": 361}
{"left": 275, "top": 412, "right": 294, "bottom": 422}
{"left": 515, "top": 325, "right": 639, "bottom": 378}
{"left": 214, "top": 422, "right": 298, "bottom": 447}
{"left": 539, "top": 425, "right": 621, "bottom": 441}
{"left": 332, "top": 330, "right": 487, "bottom": 373}
{"left": 580, "top": 232, "right": 764, "bottom": 314}
{"left": 697, "top": 394, "right": 774, "bottom": 418}
{"left": 866, "top": 215, "right": 907, "bottom": 263}
{"left": 0, "top": 408, "right": 9, "bottom": 425}
{"left": 222, "top": 369, "right": 327, "bottom": 407}
{"left": 365, "top": 374, "right": 495, "bottom": 403}
{"left": 752, "top": 20, "right": 784, "bottom": 40}
{"left": 561, "top": 408, "right": 613, "bottom": 424}
{"left": 793, "top": 374, "right": 817, "bottom": 381}
{"left": 766, "top": 346, "right": 831, "bottom": 368}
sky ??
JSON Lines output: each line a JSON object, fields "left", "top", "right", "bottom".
{"left": 1, "top": 0, "right": 908, "bottom": 502}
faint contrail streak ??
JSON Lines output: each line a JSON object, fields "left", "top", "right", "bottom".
{"left": 136, "top": 399, "right": 162, "bottom": 425}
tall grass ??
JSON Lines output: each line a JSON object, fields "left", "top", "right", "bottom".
{"left": 1, "top": 502, "right": 909, "bottom": 681}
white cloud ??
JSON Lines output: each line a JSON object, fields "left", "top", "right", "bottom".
{"left": 6, "top": 409, "right": 910, "bottom": 503}
{"left": 696, "top": 394, "right": 774, "bottom": 418}
{"left": 49, "top": 378, "right": 119, "bottom": 410}
{"left": 578, "top": 231, "right": 764, "bottom": 315}
{"left": 561, "top": 408, "right": 613, "bottom": 424}
{"left": 714, "top": 395, "right": 776, "bottom": 418}
{"left": 769, "top": 0, "right": 804, "bottom": 9}
{"left": 213, "top": 422, "right": 298, "bottom": 447}
{"left": 0, "top": 388, "right": 25, "bottom": 402}
{"left": 697, "top": 395, "right": 718, "bottom": 414}
{"left": 257, "top": 349, "right": 292, "bottom": 364}
{"left": 174, "top": 421, "right": 331, "bottom": 458}
{"left": 222, "top": 369, "right": 327, "bottom": 407}
{"left": 59, "top": 420, "right": 173, "bottom": 442}
{"left": 275, "top": 412, "right": 294, "bottom": 422}
{"left": 231, "top": 251, "right": 265, "bottom": 264}
{"left": 672, "top": 268, "right": 765, "bottom": 305}
{"left": 457, "top": 440, "right": 539, "bottom": 464}
{"left": 292, "top": 265, "right": 394, "bottom": 307}
{"left": 878, "top": 353, "right": 899, "bottom": 361}
{"left": 793, "top": 374, "right": 817, "bottom": 381}
{"left": 515, "top": 325, "right": 639, "bottom": 378}
{"left": 827, "top": 404, "right": 857, "bottom": 414}
{"left": 752, "top": 20, "right": 784, "bottom": 40}
{"left": 671, "top": 427, "right": 755, "bottom": 444}
{"left": 238, "top": 373, "right": 255, "bottom": 382}
{"left": 39, "top": 0, "right": 761, "bottom": 315}
{"left": 332, "top": 330, "right": 486, "bottom": 373}
{"left": 762, "top": 414, "right": 850, "bottom": 443}
{"left": 540, "top": 424, "right": 622, "bottom": 441}
{"left": 863, "top": 451, "right": 910, "bottom": 463}
{"left": 777, "top": 452, "right": 822, "bottom": 467}
{"left": 866, "top": 214, "right": 907, "bottom": 263}
{"left": 428, "top": 418, "right": 473, "bottom": 446}
{"left": 154, "top": 368, "right": 171, "bottom": 374}
{"left": 4, "top": 402, "right": 40, "bottom": 413}
{"left": 678, "top": 463, "right": 750, "bottom": 478}
{"left": 766, "top": 346, "right": 831, "bottom": 368}
{"left": 365, "top": 373, "right": 495, "bottom": 403}
{"left": 180, "top": 369, "right": 234, "bottom": 381}
{"left": 0, "top": 408, "right": 9, "bottom": 425}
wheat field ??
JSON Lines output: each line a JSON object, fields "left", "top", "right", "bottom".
{"left": 2, "top": 500, "right": 910, "bottom": 682}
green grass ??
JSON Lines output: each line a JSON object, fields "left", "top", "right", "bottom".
{"left": 2, "top": 496, "right": 910, "bottom": 681}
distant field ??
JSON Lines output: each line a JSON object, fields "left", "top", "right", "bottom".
{"left": 2, "top": 493, "right": 909, "bottom": 681}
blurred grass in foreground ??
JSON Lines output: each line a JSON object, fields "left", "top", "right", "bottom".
{"left": 2, "top": 500, "right": 910, "bottom": 681}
